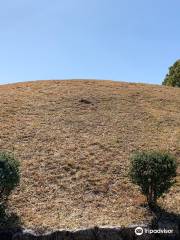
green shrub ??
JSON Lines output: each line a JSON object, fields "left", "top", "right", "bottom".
{"left": 129, "top": 151, "right": 177, "bottom": 207}
{"left": 162, "top": 60, "right": 180, "bottom": 87}
{"left": 0, "top": 152, "right": 20, "bottom": 204}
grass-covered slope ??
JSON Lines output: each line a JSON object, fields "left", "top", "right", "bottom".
{"left": 0, "top": 80, "right": 179, "bottom": 230}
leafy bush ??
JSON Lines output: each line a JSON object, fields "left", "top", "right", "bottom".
{"left": 0, "top": 152, "right": 20, "bottom": 204}
{"left": 162, "top": 60, "right": 180, "bottom": 87}
{"left": 129, "top": 151, "right": 177, "bottom": 207}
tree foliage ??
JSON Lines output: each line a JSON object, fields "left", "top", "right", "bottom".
{"left": 0, "top": 152, "right": 20, "bottom": 203}
{"left": 162, "top": 60, "right": 180, "bottom": 87}
{"left": 129, "top": 151, "right": 177, "bottom": 207}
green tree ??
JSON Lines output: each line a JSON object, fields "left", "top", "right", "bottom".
{"left": 162, "top": 60, "right": 180, "bottom": 87}
{"left": 0, "top": 152, "right": 20, "bottom": 206}
{"left": 129, "top": 151, "right": 177, "bottom": 207}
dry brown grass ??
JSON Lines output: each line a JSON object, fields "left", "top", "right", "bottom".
{"left": 0, "top": 80, "right": 179, "bottom": 231}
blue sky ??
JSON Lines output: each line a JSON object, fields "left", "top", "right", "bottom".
{"left": 0, "top": 0, "right": 180, "bottom": 85}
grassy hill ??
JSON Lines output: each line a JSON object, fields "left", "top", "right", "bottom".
{"left": 0, "top": 80, "right": 179, "bottom": 231}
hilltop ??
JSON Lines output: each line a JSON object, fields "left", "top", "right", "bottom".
{"left": 0, "top": 80, "right": 179, "bottom": 230}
